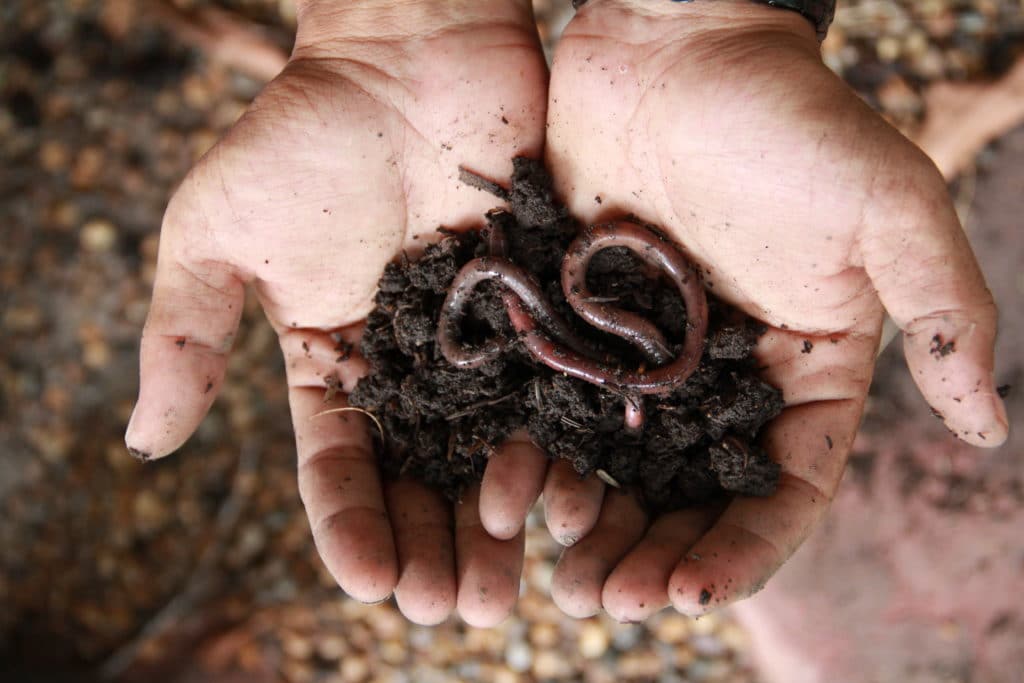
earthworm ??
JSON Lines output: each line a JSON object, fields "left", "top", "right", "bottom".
{"left": 436, "top": 219, "right": 707, "bottom": 399}
{"left": 436, "top": 257, "right": 595, "bottom": 369}
{"left": 623, "top": 396, "right": 646, "bottom": 434}
{"left": 556, "top": 221, "right": 709, "bottom": 394}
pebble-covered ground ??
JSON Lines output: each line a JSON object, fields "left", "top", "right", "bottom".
{"left": 1, "top": 1, "right": 1022, "bottom": 681}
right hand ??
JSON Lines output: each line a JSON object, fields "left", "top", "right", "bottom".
{"left": 125, "top": 0, "right": 549, "bottom": 627}
{"left": 480, "top": 0, "right": 1008, "bottom": 621}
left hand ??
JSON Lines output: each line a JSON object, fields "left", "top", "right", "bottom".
{"left": 126, "top": 0, "right": 549, "bottom": 626}
{"left": 475, "top": 0, "right": 1008, "bottom": 621}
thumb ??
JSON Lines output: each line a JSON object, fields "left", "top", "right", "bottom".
{"left": 125, "top": 190, "right": 245, "bottom": 461}
{"left": 861, "top": 162, "right": 1008, "bottom": 447}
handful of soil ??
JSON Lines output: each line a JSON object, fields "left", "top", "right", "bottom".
{"left": 350, "top": 158, "right": 783, "bottom": 513}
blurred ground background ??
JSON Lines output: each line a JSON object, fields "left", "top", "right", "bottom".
{"left": 1, "top": 1, "right": 1022, "bottom": 682}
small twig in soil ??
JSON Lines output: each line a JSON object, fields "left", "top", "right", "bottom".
{"left": 310, "top": 406, "right": 385, "bottom": 442}
{"left": 595, "top": 469, "right": 621, "bottom": 488}
{"left": 465, "top": 437, "right": 493, "bottom": 457}
{"left": 446, "top": 391, "right": 520, "bottom": 421}
{"left": 458, "top": 167, "right": 510, "bottom": 201}
{"left": 560, "top": 415, "right": 587, "bottom": 431}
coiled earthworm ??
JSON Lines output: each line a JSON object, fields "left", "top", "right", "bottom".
{"left": 436, "top": 257, "right": 597, "bottom": 369}
{"left": 558, "top": 221, "right": 708, "bottom": 394}
{"left": 436, "top": 219, "right": 708, "bottom": 398}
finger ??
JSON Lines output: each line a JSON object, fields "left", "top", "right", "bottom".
{"left": 278, "top": 326, "right": 368, "bottom": 393}
{"left": 125, "top": 199, "right": 245, "bottom": 460}
{"left": 861, "top": 173, "right": 1008, "bottom": 446}
{"left": 753, "top": 327, "right": 878, "bottom": 408}
{"left": 542, "top": 459, "right": 605, "bottom": 546}
{"left": 668, "top": 398, "right": 861, "bottom": 615}
{"left": 662, "top": 328, "right": 872, "bottom": 615}
{"left": 455, "top": 485, "right": 525, "bottom": 628}
{"left": 602, "top": 507, "right": 720, "bottom": 623}
{"left": 386, "top": 479, "right": 456, "bottom": 625}
{"left": 551, "top": 489, "right": 647, "bottom": 619}
{"left": 479, "top": 433, "right": 548, "bottom": 540}
{"left": 290, "top": 385, "right": 397, "bottom": 603}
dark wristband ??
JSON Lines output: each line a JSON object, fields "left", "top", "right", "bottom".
{"left": 571, "top": 1, "right": 836, "bottom": 41}
{"left": 750, "top": 1, "right": 835, "bottom": 41}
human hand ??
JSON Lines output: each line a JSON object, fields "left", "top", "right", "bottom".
{"left": 504, "top": 0, "right": 1006, "bottom": 621}
{"left": 124, "top": 0, "right": 548, "bottom": 626}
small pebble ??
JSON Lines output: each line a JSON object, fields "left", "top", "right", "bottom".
{"left": 617, "top": 649, "right": 664, "bottom": 679}
{"left": 80, "top": 218, "right": 117, "bottom": 253}
{"left": 691, "top": 613, "right": 721, "bottom": 636}
{"left": 654, "top": 614, "right": 692, "bottom": 644}
{"left": 691, "top": 634, "right": 728, "bottom": 658}
{"left": 529, "top": 622, "right": 560, "bottom": 649}
{"left": 82, "top": 339, "right": 111, "bottom": 369}
{"left": 505, "top": 641, "right": 532, "bottom": 672}
{"left": 579, "top": 621, "right": 610, "bottom": 659}
{"left": 314, "top": 635, "right": 347, "bottom": 661}
{"left": 39, "top": 140, "right": 69, "bottom": 172}
{"left": 612, "top": 623, "right": 644, "bottom": 650}
{"left": 379, "top": 639, "right": 407, "bottom": 665}
{"left": 132, "top": 491, "right": 169, "bottom": 533}
{"left": 3, "top": 305, "right": 44, "bottom": 333}
{"left": 340, "top": 656, "right": 370, "bottom": 683}
{"left": 70, "top": 146, "right": 104, "bottom": 189}
{"left": 493, "top": 667, "right": 521, "bottom": 683}
{"left": 533, "top": 649, "right": 573, "bottom": 679}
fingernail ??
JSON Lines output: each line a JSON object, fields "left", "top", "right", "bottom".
{"left": 124, "top": 406, "right": 150, "bottom": 462}
{"left": 360, "top": 595, "right": 393, "bottom": 606}
{"left": 127, "top": 446, "right": 152, "bottom": 462}
{"left": 994, "top": 393, "right": 1009, "bottom": 433}
{"left": 124, "top": 401, "right": 142, "bottom": 442}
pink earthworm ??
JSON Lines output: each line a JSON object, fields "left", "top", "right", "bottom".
{"left": 436, "top": 220, "right": 707, "bottom": 399}
{"left": 623, "top": 396, "right": 646, "bottom": 433}
{"left": 436, "top": 257, "right": 595, "bottom": 369}
{"left": 556, "top": 221, "right": 709, "bottom": 394}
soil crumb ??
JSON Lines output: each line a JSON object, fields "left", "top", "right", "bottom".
{"left": 930, "top": 334, "right": 956, "bottom": 358}
{"left": 350, "top": 158, "right": 783, "bottom": 513}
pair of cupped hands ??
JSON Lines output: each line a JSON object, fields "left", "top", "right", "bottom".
{"left": 125, "top": 0, "right": 1008, "bottom": 627}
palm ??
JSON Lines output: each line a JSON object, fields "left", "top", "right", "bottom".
{"left": 547, "top": 20, "right": 908, "bottom": 338}
{"left": 200, "top": 46, "right": 545, "bottom": 330}
{"left": 127, "top": 17, "right": 549, "bottom": 627}
{"left": 532, "top": 3, "right": 1006, "bottom": 620}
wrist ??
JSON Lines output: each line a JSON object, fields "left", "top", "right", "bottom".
{"left": 294, "top": 0, "right": 536, "bottom": 55}
{"left": 574, "top": 0, "right": 818, "bottom": 49}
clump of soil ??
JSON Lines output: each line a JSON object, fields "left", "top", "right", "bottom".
{"left": 350, "top": 158, "right": 783, "bottom": 513}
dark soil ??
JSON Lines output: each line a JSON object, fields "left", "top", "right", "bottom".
{"left": 350, "top": 158, "right": 783, "bottom": 513}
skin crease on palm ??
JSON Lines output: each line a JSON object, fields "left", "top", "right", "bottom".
{"left": 125, "top": 0, "right": 1009, "bottom": 626}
